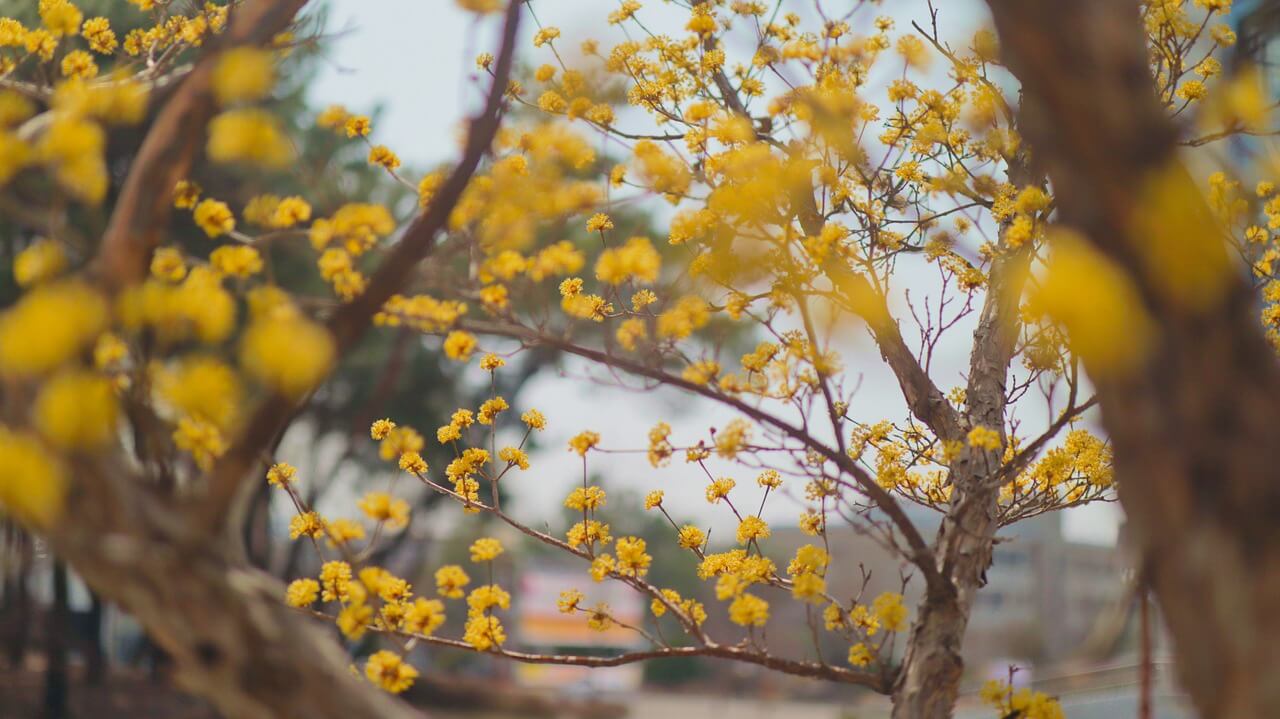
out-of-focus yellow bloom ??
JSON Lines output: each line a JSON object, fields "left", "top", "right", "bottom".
{"left": 33, "top": 369, "right": 118, "bottom": 450}
{"left": 207, "top": 109, "right": 294, "bottom": 168}
{"left": 13, "top": 239, "right": 67, "bottom": 287}
{"left": 212, "top": 47, "right": 275, "bottom": 105}
{"left": 239, "top": 313, "right": 334, "bottom": 398}
{"left": 0, "top": 427, "right": 67, "bottom": 528}
{"left": 0, "top": 280, "right": 106, "bottom": 377}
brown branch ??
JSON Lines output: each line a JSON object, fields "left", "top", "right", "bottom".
{"left": 996, "top": 396, "right": 1099, "bottom": 485}
{"left": 95, "top": 0, "right": 312, "bottom": 289}
{"left": 458, "top": 319, "right": 950, "bottom": 596}
{"left": 198, "top": 0, "right": 524, "bottom": 532}
{"left": 302, "top": 610, "right": 885, "bottom": 689}
{"left": 827, "top": 265, "right": 963, "bottom": 443}
{"left": 399, "top": 631, "right": 887, "bottom": 689}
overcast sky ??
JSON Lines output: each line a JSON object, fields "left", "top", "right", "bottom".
{"left": 308, "top": 0, "right": 1121, "bottom": 545}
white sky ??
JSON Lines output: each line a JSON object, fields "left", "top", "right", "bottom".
{"left": 309, "top": 0, "right": 1121, "bottom": 545}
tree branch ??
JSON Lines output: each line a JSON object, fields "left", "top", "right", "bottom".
{"left": 458, "top": 318, "right": 950, "bottom": 596}
{"left": 95, "top": 0, "right": 312, "bottom": 289}
{"left": 199, "top": 0, "right": 523, "bottom": 533}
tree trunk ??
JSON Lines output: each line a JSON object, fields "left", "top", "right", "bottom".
{"left": 3, "top": 526, "right": 33, "bottom": 667}
{"left": 984, "top": 0, "right": 1280, "bottom": 716}
{"left": 56, "top": 532, "right": 422, "bottom": 719}
{"left": 43, "top": 561, "right": 69, "bottom": 719}
{"left": 892, "top": 586, "right": 966, "bottom": 718}
{"left": 43, "top": 459, "right": 422, "bottom": 719}
{"left": 84, "top": 591, "right": 105, "bottom": 685}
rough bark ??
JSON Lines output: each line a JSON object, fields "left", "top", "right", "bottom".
{"left": 985, "top": 1, "right": 1280, "bottom": 716}
{"left": 891, "top": 154, "right": 1039, "bottom": 718}
{"left": 46, "top": 463, "right": 421, "bottom": 719}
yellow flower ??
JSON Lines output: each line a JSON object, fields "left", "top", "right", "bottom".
{"left": 172, "top": 180, "right": 201, "bottom": 209}
{"left": 966, "top": 425, "right": 1001, "bottom": 451}
{"left": 40, "top": 0, "right": 82, "bottom": 36}
{"left": 289, "top": 511, "right": 325, "bottom": 540}
{"left": 435, "top": 565, "right": 470, "bottom": 598}
{"left": 60, "top": 50, "right": 97, "bottom": 79}
{"left": 319, "top": 560, "right": 352, "bottom": 602}
{"left": 586, "top": 213, "right": 614, "bottom": 232}
{"left": 207, "top": 109, "right": 294, "bottom": 168}
{"left": 81, "top": 17, "right": 115, "bottom": 53}
{"left": 93, "top": 334, "right": 127, "bottom": 371}
{"left": 565, "top": 486, "right": 606, "bottom": 511}
{"left": 466, "top": 584, "right": 511, "bottom": 615}
{"left": 13, "top": 239, "right": 67, "bottom": 288}
{"left": 194, "top": 199, "right": 235, "bottom": 237}
{"left": 677, "top": 524, "right": 705, "bottom": 551}
{"left": 498, "top": 446, "right": 529, "bottom": 470}
{"left": 643, "top": 490, "right": 663, "bottom": 510}
{"left": 284, "top": 578, "right": 320, "bottom": 607}
{"left": 595, "top": 236, "right": 660, "bottom": 284}
{"left": 589, "top": 553, "right": 616, "bottom": 582}
{"left": 33, "top": 369, "right": 118, "bottom": 450}
{"left": 172, "top": 416, "right": 226, "bottom": 471}
{"left": 757, "top": 469, "right": 782, "bottom": 489}
{"left": 443, "top": 330, "right": 478, "bottom": 361}
{"left": 0, "top": 280, "right": 106, "bottom": 377}
{"left": 479, "top": 353, "right": 505, "bottom": 371}
{"left": 735, "top": 516, "right": 770, "bottom": 545}
{"left": 370, "top": 418, "right": 396, "bottom": 440}
{"left": 399, "top": 450, "right": 428, "bottom": 474}
{"left": 1030, "top": 229, "right": 1154, "bottom": 377}
{"left": 272, "top": 196, "right": 312, "bottom": 228}
{"left": 558, "top": 589, "right": 584, "bottom": 613}
{"left": 358, "top": 492, "right": 410, "bottom": 529}
{"left": 715, "top": 418, "right": 751, "bottom": 458}
{"left": 728, "top": 592, "right": 769, "bottom": 627}
{"left": 146, "top": 245, "right": 186, "bottom": 282}
{"left": 586, "top": 603, "right": 613, "bottom": 631}
{"left": 457, "top": 0, "right": 502, "bottom": 13}
{"left": 469, "top": 537, "right": 503, "bottom": 562}
{"left": 791, "top": 572, "right": 826, "bottom": 602}
{"left": 0, "top": 130, "right": 30, "bottom": 186}
{"left": 615, "top": 536, "right": 651, "bottom": 577}
{"left": 0, "top": 427, "right": 68, "bottom": 528}
{"left": 871, "top": 591, "right": 908, "bottom": 632}
{"left": 153, "top": 355, "right": 242, "bottom": 431}
{"left": 379, "top": 426, "right": 424, "bottom": 460}
{"left": 521, "top": 409, "right": 547, "bottom": 430}
{"left": 345, "top": 115, "right": 371, "bottom": 138}
{"left": 532, "top": 26, "right": 561, "bottom": 47}
{"left": 368, "top": 145, "right": 400, "bottom": 170}
{"left": 568, "top": 430, "right": 600, "bottom": 456}
{"left": 239, "top": 313, "right": 335, "bottom": 398}
{"left": 35, "top": 114, "right": 107, "bottom": 202}
{"left": 847, "top": 643, "right": 872, "bottom": 667}
{"left": 266, "top": 462, "right": 297, "bottom": 487}
{"left": 463, "top": 614, "right": 506, "bottom": 650}
{"left": 210, "top": 245, "right": 263, "bottom": 278}
{"left": 337, "top": 603, "right": 373, "bottom": 639}
{"left": 418, "top": 171, "right": 444, "bottom": 208}
{"left": 705, "top": 477, "right": 735, "bottom": 503}
{"left": 478, "top": 396, "right": 508, "bottom": 425}
{"left": 567, "top": 520, "right": 612, "bottom": 549}
{"left": 212, "top": 47, "right": 275, "bottom": 105}
{"left": 326, "top": 519, "right": 365, "bottom": 546}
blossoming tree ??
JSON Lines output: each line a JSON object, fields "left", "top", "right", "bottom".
{"left": 0, "top": 1, "right": 1271, "bottom": 718}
